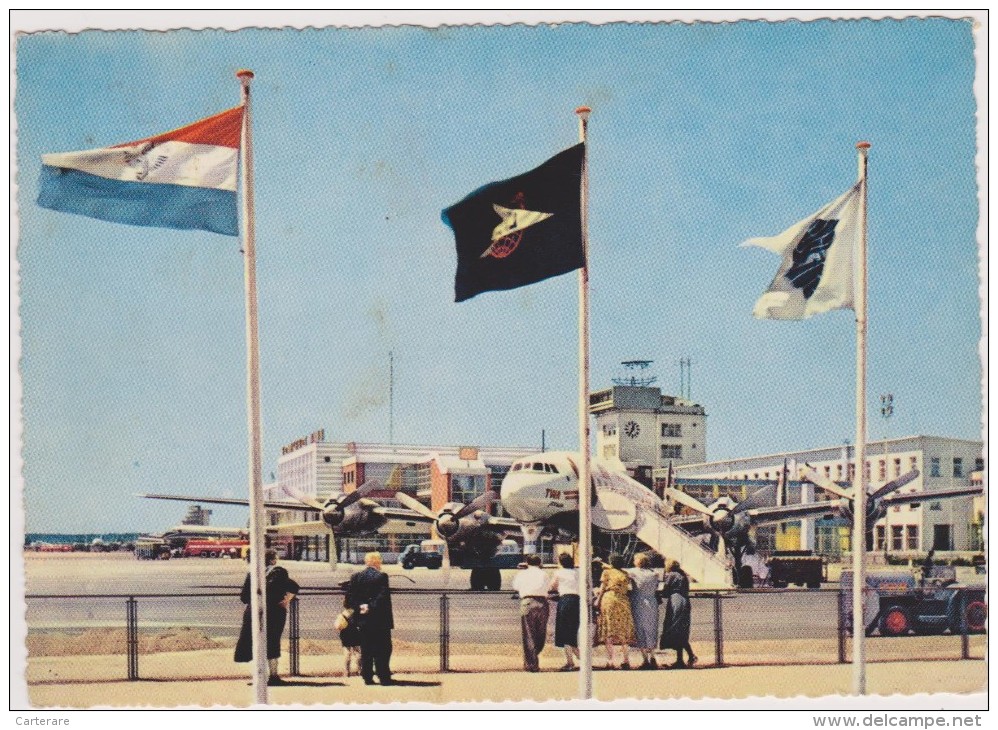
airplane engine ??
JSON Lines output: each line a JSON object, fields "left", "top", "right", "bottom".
{"left": 436, "top": 502, "right": 490, "bottom": 541}
{"left": 321, "top": 500, "right": 382, "bottom": 533}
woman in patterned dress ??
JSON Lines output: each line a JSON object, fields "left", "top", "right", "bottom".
{"left": 595, "top": 553, "right": 636, "bottom": 669}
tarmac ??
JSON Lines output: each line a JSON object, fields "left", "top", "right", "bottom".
{"left": 19, "top": 650, "right": 988, "bottom": 710}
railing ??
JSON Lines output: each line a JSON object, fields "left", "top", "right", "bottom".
{"left": 24, "top": 587, "right": 984, "bottom": 682}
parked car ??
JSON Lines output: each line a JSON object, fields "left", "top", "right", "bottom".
{"left": 398, "top": 541, "right": 444, "bottom": 570}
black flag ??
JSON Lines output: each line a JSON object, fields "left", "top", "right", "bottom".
{"left": 442, "top": 143, "right": 585, "bottom": 302}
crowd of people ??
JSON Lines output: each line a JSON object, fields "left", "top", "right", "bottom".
{"left": 236, "top": 548, "right": 695, "bottom": 683}
{"left": 514, "top": 550, "right": 697, "bottom": 671}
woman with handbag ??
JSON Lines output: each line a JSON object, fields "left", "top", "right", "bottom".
{"left": 234, "top": 549, "right": 300, "bottom": 686}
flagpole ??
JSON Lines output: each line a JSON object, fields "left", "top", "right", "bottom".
{"left": 575, "top": 105, "right": 593, "bottom": 701}
{"left": 852, "top": 140, "right": 871, "bottom": 696}
{"left": 237, "top": 68, "right": 269, "bottom": 705}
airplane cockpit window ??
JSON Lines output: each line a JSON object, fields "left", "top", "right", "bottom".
{"left": 532, "top": 462, "right": 544, "bottom": 471}
{"left": 511, "top": 463, "right": 522, "bottom": 471}
{"left": 549, "top": 464, "right": 559, "bottom": 474}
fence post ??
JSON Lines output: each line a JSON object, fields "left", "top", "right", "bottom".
{"left": 713, "top": 592, "right": 724, "bottom": 667}
{"left": 439, "top": 593, "right": 450, "bottom": 673}
{"left": 959, "top": 590, "right": 970, "bottom": 660}
{"left": 289, "top": 596, "right": 300, "bottom": 676}
{"left": 837, "top": 587, "right": 847, "bottom": 664}
{"left": 126, "top": 597, "right": 139, "bottom": 681}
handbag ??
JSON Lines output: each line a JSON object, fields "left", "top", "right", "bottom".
{"left": 334, "top": 608, "right": 354, "bottom": 632}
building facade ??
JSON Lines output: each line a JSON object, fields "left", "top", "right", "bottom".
{"left": 589, "top": 385, "right": 707, "bottom": 483}
{"left": 664, "top": 435, "right": 984, "bottom": 556}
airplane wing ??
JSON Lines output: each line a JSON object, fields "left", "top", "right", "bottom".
{"left": 139, "top": 493, "right": 318, "bottom": 512}
{"left": 744, "top": 500, "right": 847, "bottom": 526}
{"left": 880, "top": 485, "right": 983, "bottom": 508}
{"left": 369, "top": 505, "right": 437, "bottom": 524}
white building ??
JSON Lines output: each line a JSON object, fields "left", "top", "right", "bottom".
{"left": 589, "top": 385, "right": 707, "bottom": 483}
{"left": 667, "top": 435, "right": 984, "bottom": 555}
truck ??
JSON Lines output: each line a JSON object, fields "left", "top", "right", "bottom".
{"left": 765, "top": 550, "right": 826, "bottom": 589}
{"left": 398, "top": 540, "right": 445, "bottom": 570}
{"left": 134, "top": 537, "right": 171, "bottom": 560}
{"left": 840, "top": 567, "right": 987, "bottom": 637}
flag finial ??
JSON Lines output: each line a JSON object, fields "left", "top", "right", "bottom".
{"left": 237, "top": 69, "right": 255, "bottom": 80}
{"left": 575, "top": 106, "right": 592, "bottom": 121}
{"left": 856, "top": 141, "right": 871, "bottom": 149}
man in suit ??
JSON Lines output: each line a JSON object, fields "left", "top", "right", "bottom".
{"left": 345, "top": 551, "right": 395, "bottom": 685}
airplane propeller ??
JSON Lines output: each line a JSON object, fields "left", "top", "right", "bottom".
{"left": 800, "top": 464, "right": 853, "bottom": 500}
{"left": 664, "top": 487, "right": 713, "bottom": 516}
{"left": 868, "top": 469, "right": 920, "bottom": 501}
{"left": 394, "top": 492, "right": 436, "bottom": 520}
{"left": 280, "top": 478, "right": 384, "bottom": 527}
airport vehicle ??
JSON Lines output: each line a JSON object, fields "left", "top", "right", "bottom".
{"left": 134, "top": 537, "right": 172, "bottom": 560}
{"left": 182, "top": 538, "right": 249, "bottom": 558}
{"left": 765, "top": 550, "right": 825, "bottom": 589}
{"left": 840, "top": 568, "right": 987, "bottom": 636}
{"left": 398, "top": 540, "right": 445, "bottom": 570}
{"left": 27, "top": 541, "right": 73, "bottom": 553}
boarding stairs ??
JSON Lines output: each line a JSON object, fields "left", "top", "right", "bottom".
{"left": 591, "top": 471, "right": 734, "bottom": 588}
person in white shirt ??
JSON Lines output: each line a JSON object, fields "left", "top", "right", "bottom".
{"left": 511, "top": 554, "right": 551, "bottom": 672}
{"left": 549, "top": 552, "right": 581, "bottom": 671}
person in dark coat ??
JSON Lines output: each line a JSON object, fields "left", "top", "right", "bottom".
{"left": 234, "top": 549, "right": 300, "bottom": 686}
{"left": 659, "top": 560, "right": 696, "bottom": 668}
{"left": 345, "top": 551, "right": 395, "bottom": 685}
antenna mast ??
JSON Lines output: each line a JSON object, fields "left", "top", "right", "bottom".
{"left": 613, "top": 360, "right": 656, "bottom": 387}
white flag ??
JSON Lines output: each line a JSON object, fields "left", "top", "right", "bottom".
{"left": 743, "top": 182, "right": 862, "bottom": 319}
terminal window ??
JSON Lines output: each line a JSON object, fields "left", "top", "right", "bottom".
{"left": 930, "top": 457, "right": 941, "bottom": 477}
{"left": 953, "top": 457, "right": 963, "bottom": 478}
{"left": 661, "top": 445, "right": 682, "bottom": 459}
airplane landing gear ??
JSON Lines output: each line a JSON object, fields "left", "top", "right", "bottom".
{"left": 469, "top": 567, "right": 501, "bottom": 591}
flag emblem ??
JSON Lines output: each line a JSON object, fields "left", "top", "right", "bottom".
{"left": 38, "top": 105, "right": 244, "bottom": 236}
{"left": 443, "top": 143, "right": 585, "bottom": 302}
{"left": 742, "top": 182, "right": 861, "bottom": 320}
{"left": 786, "top": 218, "right": 839, "bottom": 298}
{"left": 481, "top": 194, "right": 555, "bottom": 259}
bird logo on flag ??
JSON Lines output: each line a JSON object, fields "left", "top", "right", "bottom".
{"left": 480, "top": 192, "right": 553, "bottom": 259}
{"left": 785, "top": 218, "right": 838, "bottom": 299}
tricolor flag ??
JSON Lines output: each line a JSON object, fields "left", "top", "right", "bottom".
{"left": 442, "top": 143, "right": 585, "bottom": 303}
{"left": 38, "top": 106, "right": 244, "bottom": 236}
{"left": 743, "top": 182, "right": 862, "bottom": 319}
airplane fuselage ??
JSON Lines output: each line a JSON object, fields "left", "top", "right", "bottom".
{"left": 499, "top": 451, "right": 661, "bottom": 527}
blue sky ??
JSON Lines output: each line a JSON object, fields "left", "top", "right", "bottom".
{"left": 13, "top": 15, "right": 983, "bottom": 532}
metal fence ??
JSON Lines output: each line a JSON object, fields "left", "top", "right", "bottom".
{"left": 24, "top": 588, "right": 984, "bottom": 682}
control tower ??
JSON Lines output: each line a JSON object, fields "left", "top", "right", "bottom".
{"left": 589, "top": 360, "right": 707, "bottom": 483}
